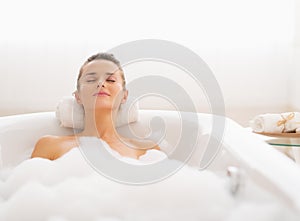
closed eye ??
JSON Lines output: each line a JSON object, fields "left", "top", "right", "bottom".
{"left": 86, "top": 80, "right": 96, "bottom": 82}
{"left": 106, "top": 79, "right": 116, "bottom": 82}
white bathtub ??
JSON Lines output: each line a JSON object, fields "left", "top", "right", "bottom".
{"left": 0, "top": 109, "right": 300, "bottom": 219}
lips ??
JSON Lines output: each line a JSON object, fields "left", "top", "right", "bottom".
{"left": 93, "top": 91, "right": 110, "bottom": 96}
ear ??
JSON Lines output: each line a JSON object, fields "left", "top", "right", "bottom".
{"left": 73, "top": 91, "right": 82, "bottom": 104}
{"left": 121, "top": 90, "right": 128, "bottom": 104}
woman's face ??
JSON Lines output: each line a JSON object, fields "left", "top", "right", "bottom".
{"left": 75, "top": 59, "right": 128, "bottom": 112}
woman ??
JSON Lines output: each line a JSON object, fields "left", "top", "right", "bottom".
{"left": 31, "top": 53, "right": 161, "bottom": 160}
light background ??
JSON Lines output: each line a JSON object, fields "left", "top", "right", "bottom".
{"left": 0, "top": 0, "right": 299, "bottom": 126}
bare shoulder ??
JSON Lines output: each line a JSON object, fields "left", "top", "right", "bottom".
{"left": 127, "top": 138, "right": 161, "bottom": 151}
{"left": 31, "top": 135, "right": 78, "bottom": 160}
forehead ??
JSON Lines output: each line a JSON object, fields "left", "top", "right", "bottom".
{"left": 81, "top": 60, "right": 120, "bottom": 76}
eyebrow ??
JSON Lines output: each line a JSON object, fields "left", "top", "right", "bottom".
{"left": 105, "top": 72, "right": 115, "bottom": 76}
{"left": 85, "top": 72, "right": 115, "bottom": 76}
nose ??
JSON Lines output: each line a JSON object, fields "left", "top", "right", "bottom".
{"left": 97, "top": 80, "right": 105, "bottom": 88}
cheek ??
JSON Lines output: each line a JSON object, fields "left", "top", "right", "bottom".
{"left": 80, "top": 84, "right": 96, "bottom": 93}
{"left": 110, "top": 82, "right": 123, "bottom": 93}
{"left": 111, "top": 86, "right": 125, "bottom": 100}
{"left": 78, "top": 86, "right": 96, "bottom": 101}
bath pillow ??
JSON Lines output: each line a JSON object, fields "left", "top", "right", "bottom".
{"left": 56, "top": 96, "right": 139, "bottom": 129}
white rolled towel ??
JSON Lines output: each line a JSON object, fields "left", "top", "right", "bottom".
{"left": 249, "top": 112, "right": 300, "bottom": 133}
{"left": 56, "top": 96, "right": 139, "bottom": 129}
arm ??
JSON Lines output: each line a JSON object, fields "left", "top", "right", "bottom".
{"left": 146, "top": 140, "right": 161, "bottom": 151}
{"left": 153, "top": 144, "right": 161, "bottom": 151}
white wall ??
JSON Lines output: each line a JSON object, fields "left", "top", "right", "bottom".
{"left": 290, "top": 0, "right": 300, "bottom": 110}
{"left": 0, "top": 0, "right": 295, "bottom": 126}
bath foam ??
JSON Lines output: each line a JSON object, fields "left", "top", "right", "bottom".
{"left": 0, "top": 138, "right": 298, "bottom": 221}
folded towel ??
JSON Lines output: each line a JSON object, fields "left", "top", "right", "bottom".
{"left": 250, "top": 112, "right": 300, "bottom": 133}
{"left": 56, "top": 96, "right": 139, "bottom": 129}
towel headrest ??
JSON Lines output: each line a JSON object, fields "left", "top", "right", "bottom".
{"left": 55, "top": 96, "right": 139, "bottom": 129}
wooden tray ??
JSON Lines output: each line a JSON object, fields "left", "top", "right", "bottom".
{"left": 253, "top": 131, "right": 300, "bottom": 138}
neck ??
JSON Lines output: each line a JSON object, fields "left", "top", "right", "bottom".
{"left": 79, "top": 108, "right": 119, "bottom": 142}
